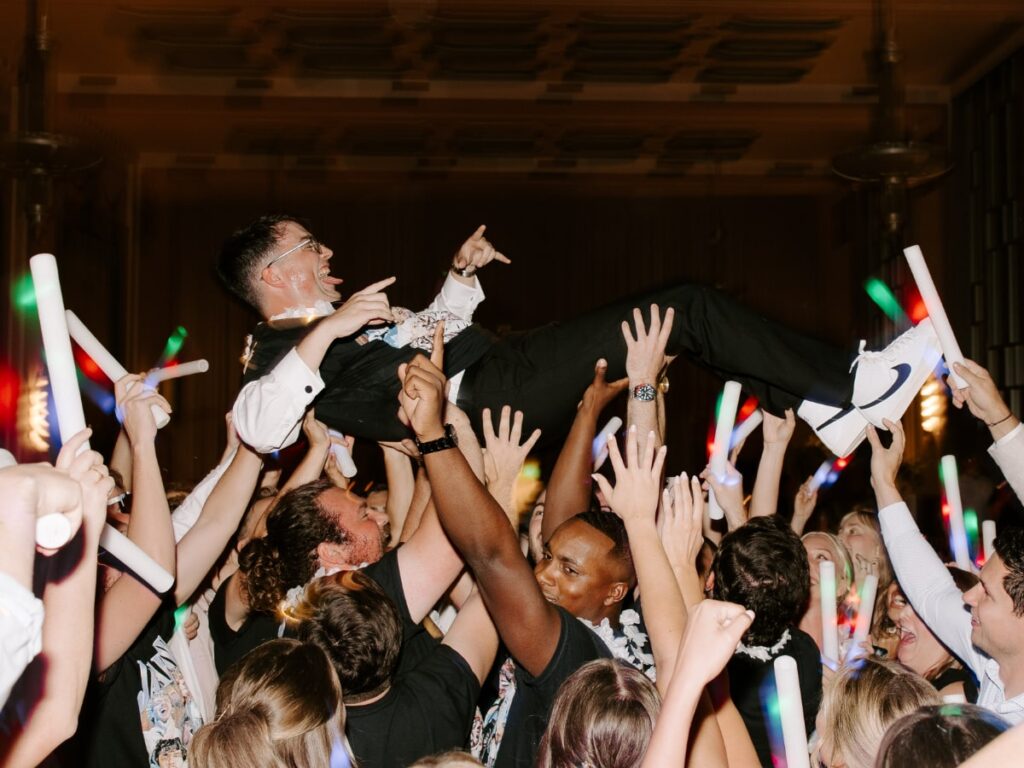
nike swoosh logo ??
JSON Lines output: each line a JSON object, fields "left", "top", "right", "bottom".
{"left": 858, "top": 363, "right": 913, "bottom": 409}
{"left": 816, "top": 404, "right": 856, "bottom": 431}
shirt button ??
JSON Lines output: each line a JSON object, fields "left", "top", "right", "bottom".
{"left": 304, "top": 385, "right": 313, "bottom": 394}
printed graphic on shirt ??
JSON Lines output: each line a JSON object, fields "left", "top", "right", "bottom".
{"left": 137, "top": 635, "right": 202, "bottom": 768}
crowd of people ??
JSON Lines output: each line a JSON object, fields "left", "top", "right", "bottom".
{"left": 1, "top": 216, "right": 1023, "bottom": 768}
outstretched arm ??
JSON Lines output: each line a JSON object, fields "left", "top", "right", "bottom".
{"left": 592, "top": 427, "right": 683, "bottom": 693}
{"left": 398, "top": 338, "right": 563, "bottom": 678}
{"left": 749, "top": 409, "right": 795, "bottom": 519}
{"left": 641, "top": 601, "right": 754, "bottom": 768}
{"left": 94, "top": 378, "right": 176, "bottom": 673}
{"left": 623, "top": 305, "right": 674, "bottom": 458}
{"left": 542, "top": 360, "right": 627, "bottom": 543}
{"left": 950, "top": 359, "right": 1023, "bottom": 501}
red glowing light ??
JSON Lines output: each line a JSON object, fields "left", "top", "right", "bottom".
{"left": 738, "top": 396, "right": 759, "bottom": 421}
{"left": 0, "top": 364, "right": 19, "bottom": 426}
{"left": 836, "top": 457, "right": 849, "bottom": 469}
{"left": 909, "top": 298, "right": 928, "bottom": 323}
{"left": 73, "top": 347, "right": 107, "bottom": 384}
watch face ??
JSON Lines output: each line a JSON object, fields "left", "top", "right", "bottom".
{"left": 632, "top": 384, "right": 657, "bottom": 401}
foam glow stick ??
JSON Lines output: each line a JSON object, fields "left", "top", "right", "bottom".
{"left": 592, "top": 416, "right": 622, "bottom": 470}
{"left": 847, "top": 574, "right": 879, "bottom": 662}
{"left": 773, "top": 655, "right": 810, "bottom": 768}
{"left": 730, "top": 409, "right": 763, "bottom": 451}
{"left": 903, "top": 245, "right": 967, "bottom": 388}
{"left": 0, "top": 445, "right": 75, "bottom": 548}
{"left": 807, "top": 460, "right": 834, "bottom": 494}
{"left": 145, "top": 359, "right": 209, "bottom": 386}
{"left": 327, "top": 429, "right": 358, "bottom": 478}
{"left": 940, "top": 455, "right": 972, "bottom": 570}
{"left": 708, "top": 381, "right": 742, "bottom": 520}
{"left": 819, "top": 561, "right": 839, "bottom": 666}
{"left": 65, "top": 310, "right": 170, "bottom": 429}
{"left": 33, "top": 255, "right": 173, "bottom": 591}
{"left": 0, "top": 448, "right": 15, "bottom": 468}
{"left": 983, "top": 520, "right": 997, "bottom": 565}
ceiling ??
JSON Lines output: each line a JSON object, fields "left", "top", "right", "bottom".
{"left": 1, "top": 1, "right": 1023, "bottom": 186}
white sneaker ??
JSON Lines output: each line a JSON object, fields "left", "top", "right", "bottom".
{"left": 797, "top": 400, "right": 871, "bottom": 458}
{"left": 851, "top": 318, "right": 942, "bottom": 429}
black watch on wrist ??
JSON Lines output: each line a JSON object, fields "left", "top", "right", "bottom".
{"left": 414, "top": 423, "right": 459, "bottom": 455}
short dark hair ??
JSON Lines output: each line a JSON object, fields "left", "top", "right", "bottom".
{"left": 876, "top": 703, "right": 1009, "bottom": 768}
{"left": 294, "top": 570, "right": 403, "bottom": 704}
{"left": 217, "top": 214, "right": 300, "bottom": 310}
{"left": 238, "top": 480, "right": 345, "bottom": 613}
{"left": 574, "top": 509, "right": 636, "bottom": 585}
{"left": 994, "top": 527, "right": 1024, "bottom": 615}
{"left": 712, "top": 516, "right": 810, "bottom": 646}
{"left": 154, "top": 737, "right": 186, "bottom": 760}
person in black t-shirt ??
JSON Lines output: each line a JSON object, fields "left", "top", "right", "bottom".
{"left": 397, "top": 339, "right": 643, "bottom": 768}
{"left": 712, "top": 515, "right": 822, "bottom": 768}
{"left": 292, "top": 568, "right": 498, "bottom": 768}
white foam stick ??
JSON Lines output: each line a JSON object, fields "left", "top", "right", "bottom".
{"left": 708, "top": 381, "right": 742, "bottom": 520}
{"left": 65, "top": 310, "right": 170, "bottom": 429}
{"left": 730, "top": 409, "right": 763, "bottom": 451}
{"left": 33, "top": 255, "right": 173, "bottom": 591}
{"left": 773, "top": 655, "right": 811, "bottom": 768}
{"left": 819, "top": 561, "right": 839, "bottom": 666}
{"left": 904, "top": 245, "right": 967, "bottom": 388}
{"left": 983, "top": 520, "right": 997, "bottom": 564}
{"left": 99, "top": 525, "right": 175, "bottom": 593}
{"left": 592, "top": 416, "right": 623, "bottom": 470}
{"left": 0, "top": 448, "right": 15, "bottom": 468}
{"left": 847, "top": 574, "right": 879, "bottom": 662}
{"left": 807, "top": 460, "right": 834, "bottom": 494}
{"left": 941, "top": 455, "right": 972, "bottom": 570}
{"left": 145, "top": 359, "right": 209, "bottom": 385}
{"left": 33, "top": 256, "right": 88, "bottom": 453}
{"left": 328, "top": 429, "right": 358, "bottom": 478}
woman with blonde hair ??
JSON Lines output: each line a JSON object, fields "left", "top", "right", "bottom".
{"left": 814, "top": 656, "right": 940, "bottom": 768}
{"left": 800, "top": 532, "right": 854, "bottom": 657}
{"left": 536, "top": 659, "right": 660, "bottom": 768}
{"left": 190, "top": 638, "right": 356, "bottom": 768}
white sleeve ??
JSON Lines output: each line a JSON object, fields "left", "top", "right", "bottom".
{"left": 170, "top": 446, "right": 238, "bottom": 543}
{"left": 425, "top": 273, "right": 485, "bottom": 321}
{"left": 878, "top": 500, "right": 986, "bottom": 676}
{"left": 232, "top": 349, "right": 325, "bottom": 453}
{"left": 989, "top": 423, "right": 1024, "bottom": 503}
{"left": 0, "top": 571, "right": 44, "bottom": 708}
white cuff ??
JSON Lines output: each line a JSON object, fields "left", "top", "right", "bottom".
{"left": 275, "top": 348, "right": 326, "bottom": 393}
{"left": 992, "top": 422, "right": 1023, "bottom": 448}
{"left": 438, "top": 273, "right": 485, "bottom": 320}
{"left": 0, "top": 571, "right": 44, "bottom": 700}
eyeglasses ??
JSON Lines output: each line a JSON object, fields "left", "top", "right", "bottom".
{"left": 264, "top": 236, "right": 324, "bottom": 270}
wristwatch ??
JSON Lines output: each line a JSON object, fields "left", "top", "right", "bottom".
{"left": 630, "top": 383, "right": 657, "bottom": 402}
{"left": 452, "top": 263, "right": 477, "bottom": 278}
{"left": 414, "top": 423, "right": 459, "bottom": 455}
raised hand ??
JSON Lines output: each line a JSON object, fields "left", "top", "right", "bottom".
{"left": 791, "top": 476, "right": 818, "bottom": 535}
{"left": 592, "top": 425, "right": 667, "bottom": 525}
{"left": 321, "top": 276, "right": 397, "bottom": 338}
{"left": 660, "top": 473, "right": 705, "bottom": 572}
{"left": 762, "top": 408, "right": 796, "bottom": 446}
{"left": 623, "top": 304, "right": 675, "bottom": 385}
{"left": 865, "top": 418, "right": 905, "bottom": 507}
{"left": 579, "top": 358, "right": 628, "bottom": 415}
{"left": 119, "top": 378, "right": 173, "bottom": 446}
{"left": 398, "top": 323, "right": 448, "bottom": 441}
{"left": 677, "top": 600, "right": 755, "bottom": 684}
{"left": 452, "top": 225, "right": 511, "bottom": 276}
{"left": 701, "top": 461, "right": 746, "bottom": 530}
{"left": 950, "top": 359, "right": 1017, "bottom": 431}
{"left": 482, "top": 405, "right": 542, "bottom": 489}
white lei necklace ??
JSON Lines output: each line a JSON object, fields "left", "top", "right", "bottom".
{"left": 578, "top": 609, "right": 657, "bottom": 682}
{"left": 734, "top": 627, "right": 792, "bottom": 662}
